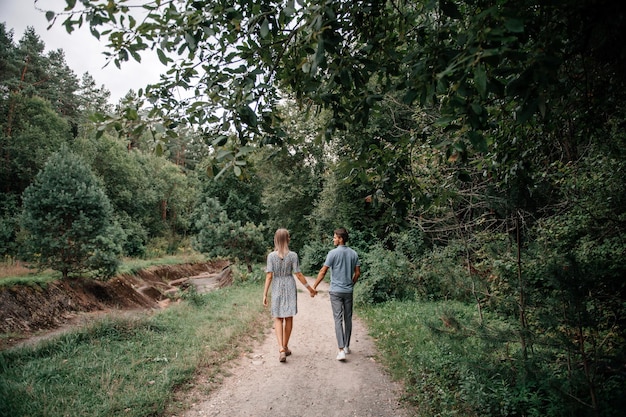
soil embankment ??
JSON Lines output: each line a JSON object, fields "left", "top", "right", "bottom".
{"left": 0, "top": 260, "right": 231, "bottom": 348}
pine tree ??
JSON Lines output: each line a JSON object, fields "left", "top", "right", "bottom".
{"left": 21, "top": 144, "right": 122, "bottom": 279}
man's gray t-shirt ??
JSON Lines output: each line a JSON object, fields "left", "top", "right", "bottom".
{"left": 324, "top": 245, "right": 360, "bottom": 293}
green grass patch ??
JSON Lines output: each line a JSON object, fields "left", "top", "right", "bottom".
{"left": 0, "top": 270, "right": 60, "bottom": 287}
{"left": 360, "top": 300, "right": 523, "bottom": 417}
{"left": 0, "top": 280, "right": 268, "bottom": 417}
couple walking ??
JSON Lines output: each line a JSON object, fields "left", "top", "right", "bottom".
{"left": 262, "top": 227, "right": 361, "bottom": 362}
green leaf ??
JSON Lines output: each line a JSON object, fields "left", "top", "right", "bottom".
{"left": 212, "top": 136, "right": 228, "bottom": 146}
{"left": 402, "top": 89, "right": 418, "bottom": 105}
{"left": 474, "top": 64, "right": 487, "bottom": 97}
{"left": 468, "top": 131, "right": 488, "bottom": 153}
{"left": 260, "top": 18, "right": 269, "bottom": 38}
{"left": 216, "top": 149, "right": 233, "bottom": 161}
{"left": 434, "top": 115, "right": 458, "bottom": 127}
{"left": 238, "top": 106, "right": 258, "bottom": 127}
{"left": 504, "top": 18, "right": 524, "bottom": 33}
{"left": 157, "top": 49, "right": 169, "bottom": 65}
{"left": 45, "top": 11, "right": 55, "bottom": 22}
{"left": 130, "top": 50, "right": 142, "bottom": 63}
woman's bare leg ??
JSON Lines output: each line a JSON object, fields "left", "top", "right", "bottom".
{"left": 274, "top": 318, "right": 284, "bottom": 350}
{"left": 283, "top": 317, "right": 293, "bottom": 350}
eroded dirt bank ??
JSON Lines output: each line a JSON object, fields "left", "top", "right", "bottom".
{"left": 0, "top": 260, "right": 231, "bottom": 348}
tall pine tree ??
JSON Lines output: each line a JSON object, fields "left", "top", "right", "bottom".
{"left": 21, "top": 144, "right": 122, "bottom": 279}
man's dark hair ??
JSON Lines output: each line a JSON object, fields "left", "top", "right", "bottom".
{"left": 334, "top": 227, "right": 349, "bottom": 243}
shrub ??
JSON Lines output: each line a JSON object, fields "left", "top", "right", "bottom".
{"left": 356, "top": 244, "right": 417, "bottom": 305}
{"left": 414, "top": 242, "right": 472, "bottom": 302}
{"left": 299, "top": 240, "right": 331, "bottom": 275}
{"left": 392, "top": 227, "right": 429, "bottom": 262}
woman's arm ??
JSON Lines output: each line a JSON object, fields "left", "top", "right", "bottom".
{"left": 295, "top": 272, "right": 317, "bottom": 297}
{"left": 263, "top": 271, "right": 272, "bottom": 306}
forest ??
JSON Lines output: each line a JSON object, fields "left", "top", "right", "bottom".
{"left": 1, "top": 1, "right": 625, "bottom": 416}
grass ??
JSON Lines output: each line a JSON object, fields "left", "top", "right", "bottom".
{"left": 117, "top": 253, "right": 208, "bottom": 275}
{"left": 360, "top": 300, "right": 519, "bottom": 417}
{"left": 0, "top": 256, "right": 60, "bottom": 286}
{"left": 0, "top": 279, "right": 269, "bottom": 417}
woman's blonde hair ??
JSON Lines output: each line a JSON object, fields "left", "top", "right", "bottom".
{"left": 274, "top": 228, "right": 290, "bottom": 258}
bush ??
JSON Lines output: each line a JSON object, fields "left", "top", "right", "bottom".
{"left": 360, "top": 300, "right": 573, "bottom": 417}
{"left": 414, "top": 242, "right": 472, "bottom": 302}
{"left": 356, "top": 244, "right": 417, "bottom": 305}
{"left": 299, "top": 240, "right": 331, "bottom": 275}
{"left": 392, "top": 227, "right": 429, "bottom": 262}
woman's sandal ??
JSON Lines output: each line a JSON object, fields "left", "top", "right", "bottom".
{"left": 283, "top": 346, "right": 292, "bottom": 356}
{"left": 279, "top": 349, "right": 287, "bottom": 362}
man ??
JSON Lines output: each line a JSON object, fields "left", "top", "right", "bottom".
{"left": 312, "top": 227, "right": 361, "bottom": 361}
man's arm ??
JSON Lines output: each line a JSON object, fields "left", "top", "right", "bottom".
{"left": 352, "top": 265, "right": 361, "bottom": 284}
{"left": 312, "top": 265, "right": 329, "bottom": 290}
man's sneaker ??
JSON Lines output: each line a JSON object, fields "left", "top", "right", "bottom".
{"left": 336, "top": 350, "right": 346, "bottom": 361}
{"left": 344, "top": 346, "right": 350, "bottom": 354}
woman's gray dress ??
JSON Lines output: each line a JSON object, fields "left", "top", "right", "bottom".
{"left": 266, "top": 251, "right": 301, "bottom": 318}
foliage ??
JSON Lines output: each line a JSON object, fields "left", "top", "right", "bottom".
{"left": 521, "top": 153, "right": 626, "bottom": 415}
{"left": 44, "top": 1, "right": 626, "bottom": 175}
{"left": 0, "top": 25, "right": 83, "bottom": 126}
{"left": 355, "top": 244, "right": 417, "bottom": 305}
{"left": 20, "top": 145, "right": 122, "bottom": 279}
{"left": 299, "top": 240, "right": 331, "bottom": 275}
{"left": 0, "top": 23, "right": 112, "bottom": 258}
{"left": 0, "top": 94, "right": 72, "bottom": 196}
{"left": 255, "top": 103, "right": 326, "bottom": 252}
{"left": 391, "top": 227, "right": 429, "bottom": 263}
{"left": 0, "top": 4, "right": 624, "bottom": 416}
{"left": 192, "top": 197, "right": 267, "bottom": 272}
{"left": 196, "top": 161, "right": 265, "bottom": 226}
{"left": 76, "top": 132, "right": 198, "bottom": 252}
{"left": 414, "top": 242, "right": 471, "bottom": 302}
{"left": 0, "top": 282, "right": 267, "bottom": 417}
{"left": 116, "top": 254, "right": 205, "bottom": 275}
{"left": 361, "top": 300, "right": 604, "bottom": 417}
{"left": 307, "top": 168, "right": 374, "bottom": 245}
{"left": 0, "top": 194, "right": 21, "bottom": 256}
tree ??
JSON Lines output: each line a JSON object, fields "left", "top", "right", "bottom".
{"left": 43, "top": 1, "right": 622, "bottom": 159}
{"left": 250, "top": 101, "right": 326, "bottom": 251}
{"left": 198, "top": 162, "right": 265, "bottom": 226}
{"left": 0, "top": 94, "right": 72, "bottom": 194}
{"left": 192, "top": 197, "right": 266, "bottom": 272}
{"left": 21, "top": 145, "right": 122, "bottom": 279}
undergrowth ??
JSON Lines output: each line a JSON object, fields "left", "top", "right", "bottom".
{"left": 0, "top": 280, "right": 268, "bottom": 417}
{"left": 360, "top": 300, "right": 556, "bottom": 417}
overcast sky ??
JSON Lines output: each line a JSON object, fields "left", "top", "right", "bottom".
{"left": 0, "top": 0, "right": 166, "bottom": 103}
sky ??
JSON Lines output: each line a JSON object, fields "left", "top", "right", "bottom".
{"left": 0, "top": 0, "right": 166, "bottom": 103}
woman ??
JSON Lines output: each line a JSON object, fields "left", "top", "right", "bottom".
{"left": 263, "top": 228, "right": 316, "bottom": 362}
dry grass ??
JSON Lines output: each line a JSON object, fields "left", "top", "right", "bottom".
{"left": 0, "top": 259, "right": 33, "bottom": 279}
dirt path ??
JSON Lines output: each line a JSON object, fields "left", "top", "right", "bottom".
{"left": 183, "top": 278, "right": 410, "bottom": 417}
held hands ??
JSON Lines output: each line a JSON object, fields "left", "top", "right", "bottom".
{"left": 306, "top": 284, "right": 317, "bottom": 298}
